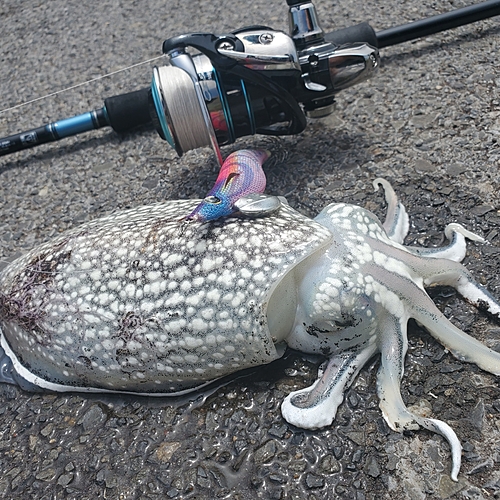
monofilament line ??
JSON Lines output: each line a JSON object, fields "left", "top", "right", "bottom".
{"left": 0, "top": 55, "right": 166, "bottom": 116}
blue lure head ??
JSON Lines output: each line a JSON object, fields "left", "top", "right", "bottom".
{"left": 186, "top": 149, "right": 270, "bottom": 222}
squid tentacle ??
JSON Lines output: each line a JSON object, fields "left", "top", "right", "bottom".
{"left": 421, "top": 262, "right": 500, "bottom": 318}
{"left": 402, "top": 223, "right": 484, "bottom": 262}
{"left": 369, "top": 264, "right": 500, "bottom": 375}
{"left": 412, "top": 299, "right": 500, "bottom": 376}
{"left": 281, "top": 344, "right": 377, "bottom": 429}
{"left": 373, "top": 178, "right": 409, "bottom": 244}
{"left": 394, "top": 250, "right": 500, "bottom": 318}
{"left": 376, "top": 312, "right": 462, "bottom": 481}
{"left": 367, "top": 234, "right": 500, "bottom": 319}
{"left": 374, "top": 177, "right": 484, "bottom": 263}
{"left": 438, "top": 224, "right": 475, "bottom": 261}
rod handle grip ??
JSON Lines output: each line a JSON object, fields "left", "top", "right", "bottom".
{"left": 104, "top": 88, "right": 152, "bottom": 133}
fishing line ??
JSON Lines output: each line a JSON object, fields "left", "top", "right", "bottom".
{"left": 0, "top": 55, "right": 166, "bottom": 116}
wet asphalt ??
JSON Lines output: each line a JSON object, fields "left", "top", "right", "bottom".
{"left": 0, "top": 0, "right": 500, "bottom": 498}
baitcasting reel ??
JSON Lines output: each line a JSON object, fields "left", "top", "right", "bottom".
{"left": 1, "top": 0, "right": 499, "bottom": 164}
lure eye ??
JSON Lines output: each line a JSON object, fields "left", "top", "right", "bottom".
{"left": 204, "top": 195, "right": 221, "bottom": 204}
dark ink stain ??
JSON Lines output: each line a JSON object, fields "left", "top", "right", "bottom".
{"left": 0, "top": 241, "right": 73, "bottom": 339}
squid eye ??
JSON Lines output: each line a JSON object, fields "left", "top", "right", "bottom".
{"left": 204, "top": 195, "right": 221, "bottom": 204}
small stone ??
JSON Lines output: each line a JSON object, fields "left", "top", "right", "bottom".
{"left": 348, "top": 392, "right": 359, "bottom": 408}
{"left": 386, "top": 453, "right": 399, "bottom": 471}
{"left": 365, "top": 456, "right": 381, "bottom": 477}
{"left": 423, "top": 374, "right": 454, "bottom": 393}
{"left": 470, "top": 204, "right": 495, "bottom": 216}
{"left": 29, "top": 435, "right": 38, "bottom": 451}
{"left": 35, "top": 468, "right": 55, "bottom": 481}
{"left": 234, "top": 439, "right": 247, "bottom": 456}
{"left": 439, "top": 363, "right": 463, "bottom": 373}
{"left": 464, "top": 451, "right": 480, "bottom": 461}
{"left": 79, "top": 405, "right": 107, "bottom": 432}
{"left": 446, "top": 163, "right": 466, "bottom": 175}
{"left": 269, "top": 423, "right": 288, "bottom": 438}
{"left": 411, "top": 113, "right": 437, "bottom": 128}
{"left": 414, "top": 159, "right": 435, "bottom": 172}
{"left": 92, "top": 162, "right": 114, "bottom": 172}
{"left": 196, "top": 467, "right": 211, "bottom": 488}
{"left": 269, "top": 474, "right": 286, "bottom": 484}
{"left": 96, "top": 469, "right": 117, "bottom": 488}
{"left": 352, "top": 449, "right": 363, "bottom": 464}
{"left": 376, "top": 417, "right": 391, "bottom": 435}
{"left": 290, "top": 433, "right": 304, "bottom": 445}
{"left": 318, "top": 455, "right": 340, "bottom": 474}
{"left": 305, "top": 473, "right": 325, "bottom": 489}
{"left": 432, "top": 350, "right": 446, "bottom": 363}
{"left": 254, "top": 440, "right": 276, "bottom": 464}
{"left": 289, "top": 459, "right": 307, "bottom": 472}
{"left": 346, "top": 431, "right": 365, "bottom": 446}
{"left": 40, "top": 423, "right": 54, "bottom": 437}
{"left": 462, "top": 442, "right": 475, "bottom": 452}
{"left": 57, "top": 473, "right": 73, "bottom": 487}
{"left": 142, "top": 177, "right": 158, "bottom": 189}
{"left": 470, "top": 400, "right": 485, "bottom": 431}
{"left": 155, "top": 441, "right": 181, "bottom": 462}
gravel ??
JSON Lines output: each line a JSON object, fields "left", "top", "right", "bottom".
{"left": 1, "top": 0, "right": 500, "bottom": 499}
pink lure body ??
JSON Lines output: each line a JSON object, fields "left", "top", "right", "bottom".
{"left": 186, "top": 149, "right": 269, "bottom": 221}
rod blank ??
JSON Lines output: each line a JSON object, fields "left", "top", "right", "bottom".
{"left": 376, "top": 0, "right": 500, "bottom": 48}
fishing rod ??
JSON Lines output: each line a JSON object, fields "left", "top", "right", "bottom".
{"left": 1, "top": 0, "right": 499, "bottom": 165}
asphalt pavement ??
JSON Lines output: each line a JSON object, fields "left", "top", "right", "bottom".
{"left": 0, "top": 0, "right": 499, "bottom": 498}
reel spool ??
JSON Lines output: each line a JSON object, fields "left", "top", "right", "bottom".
{"left": 150, "top": 29, "right": 313, "bottom": 165}
{"left": 151, "top": 65, "right": 214, "bottom": 157}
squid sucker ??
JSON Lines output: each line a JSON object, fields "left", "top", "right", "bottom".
{"left": 1, "top": 161, "right": 499, "bottom": 481}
